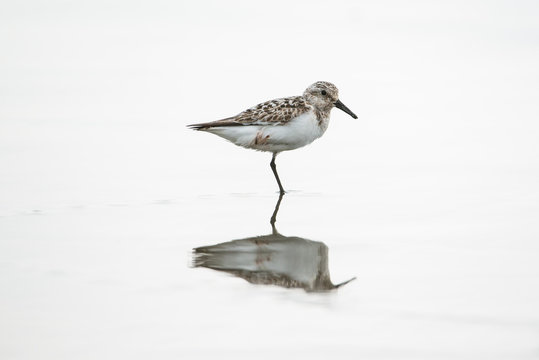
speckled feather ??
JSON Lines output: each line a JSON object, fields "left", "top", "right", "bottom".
{"left": 187, "top": 81, "right": 356, "bottom": 154}
{"left": 186, "top": 81, "right": 357, "bottom": 192}
{"left": 187, "top": 81, "right": 342, "bottom": 130}
{"left": 187, "top": 96, "right": 312, "bottom": 129}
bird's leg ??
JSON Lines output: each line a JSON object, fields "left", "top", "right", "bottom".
{"left": 270, "top": 153, "right": 285, "bottom": 194}
{"left": 270, "top": 191, "right": 284, "bottom": 234}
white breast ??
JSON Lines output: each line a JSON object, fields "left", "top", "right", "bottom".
{"left": 205, "top": 110, "right": 330, "bottom": 153}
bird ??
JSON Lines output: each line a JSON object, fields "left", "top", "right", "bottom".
{"left": 187, "top": 81, "right": 357, "bottom": 194}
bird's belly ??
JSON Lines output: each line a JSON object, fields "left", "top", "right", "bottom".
{"left": 206, "top": 126, "right": 262, "bottom": 148}
{"left": 207, "top": 112, "right": 327, "bottom": 152}
{"left": 255, "top": 113, "right": 327, "bottom": 152}
{"left": 256, "top": 126, "right": 317, "bottom": 151}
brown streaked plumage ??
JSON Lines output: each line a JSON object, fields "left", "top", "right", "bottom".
{"left": 187, "top": 96, "right": 311, "bottom": 130}
{"left": 188, "top": 81, "right": 358, "bottom": 193}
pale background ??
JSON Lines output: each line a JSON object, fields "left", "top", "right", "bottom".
{"left": 1, "top": 0, "right": 538, "bottom": 359}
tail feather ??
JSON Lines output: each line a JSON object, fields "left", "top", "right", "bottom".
{"left": 187, "top": 117, "right": 242, "bottom": 131}
{"left": 187, "top": 122, "right": 209, "bottom": 131}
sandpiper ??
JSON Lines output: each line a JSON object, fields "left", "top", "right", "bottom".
{"left": 188, "top": 81, "right": 357, "bottom": 193}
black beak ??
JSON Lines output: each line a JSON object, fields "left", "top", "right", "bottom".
{"left": 334, "top": 99, "right": 358, "bottom": 119}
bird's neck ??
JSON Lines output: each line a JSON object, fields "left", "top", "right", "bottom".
{"left": 313, "top": 106, "right": 331, "bottom": 125}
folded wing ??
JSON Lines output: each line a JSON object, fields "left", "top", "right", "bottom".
{"left": 187, "top": 96, "right": 311, "bottom": 130}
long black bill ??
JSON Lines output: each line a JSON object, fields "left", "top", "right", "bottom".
{"left": 334, "top": 99, "right": 358, "bottom": 119}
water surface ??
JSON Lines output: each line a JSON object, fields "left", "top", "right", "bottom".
{"left": 1, "top": 0, "right": 539, "bottom": 359}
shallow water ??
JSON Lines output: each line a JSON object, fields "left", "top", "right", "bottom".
{"left": 193, "top": 194, "right": 356, "bottom": 292}
{"left": 2, "top": 178, "right": 538, "bottom": 359}
{"left": 2, "top": 0, "right": 539, "bottom": 359}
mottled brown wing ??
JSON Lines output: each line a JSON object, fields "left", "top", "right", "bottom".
{"left": 187, "top": 96, "right": 311, "bottom": 130}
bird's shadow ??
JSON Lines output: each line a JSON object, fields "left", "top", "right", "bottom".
{"left": 192, "top": 193, "right": 355, "bottom": 292}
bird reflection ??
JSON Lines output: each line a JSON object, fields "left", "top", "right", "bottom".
{"left": 192, "top": 194, "right": 355, "bottom": 292}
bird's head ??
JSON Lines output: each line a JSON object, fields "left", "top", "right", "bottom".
{"left": 303, "top": 81, "right": 357, "bottom": 119}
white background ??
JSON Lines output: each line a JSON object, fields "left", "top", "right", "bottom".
{"left": 1, "top": 1, "right": 538, "bottom": 359}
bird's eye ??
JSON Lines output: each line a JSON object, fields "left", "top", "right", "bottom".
{"left": 321, "top": 90, "right": 327, "bottom": 96}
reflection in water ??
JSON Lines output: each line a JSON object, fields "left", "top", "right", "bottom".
{"left": 193, "top": 194, "right": 355, "bottom": 292}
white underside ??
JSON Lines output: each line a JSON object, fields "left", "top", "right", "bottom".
{"left": 204, "top": 111, "right": 329, "bottom": 152}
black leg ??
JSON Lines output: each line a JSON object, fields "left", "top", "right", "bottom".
{"left": 270, "top": 191, "right": 284, "bottom": 234}
{"left": 270, "top": 153, "right": 285, "bottom": 194}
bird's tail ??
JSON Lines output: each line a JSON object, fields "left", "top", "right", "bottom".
{"left": 187, "top": 117, "right": 240, "bottom": 131}
{"left": 186, "top": 122, "right": 209, "bottom": 131}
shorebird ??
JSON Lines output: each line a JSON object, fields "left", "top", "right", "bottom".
{"left": 188, "top": 81, "right": 357, "bottom": 193}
